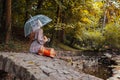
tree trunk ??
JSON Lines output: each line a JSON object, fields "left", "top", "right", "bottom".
{"left": 61, "top": 9, "right": 66, "bottom": 43}
{"left": 56, "top": 6, "right": 64, "bottom": 42}
{"left": 102, "top": 10, "right": 107, "bottom": 28}
{"left": 25, "top": 0, "right": 30, "bottom": 21}
{"left": 35, "top": 0, "right": 44, "bottom": 14}
{"left": 0, "top": 0, "right": 2, "bottom": 27}
{"left": 4, "top": 0, "right": 12, "bottom": 44}
{"left": 56, "top": 0, "right": 66, "bottom": 43}
{"left": 49, "top": 5, "right": 61, "bottom": 45}
{"left": 37, "top": 0, "right": 44, "bottom": 9}
{"left": 1, "top": 0, "right": 6, "bottom": 32}
{"left": 102, "top": 0, "right": 109, "bottom": 31}
{"left": 61, "top": 29, "right": 65, "bottom": 42}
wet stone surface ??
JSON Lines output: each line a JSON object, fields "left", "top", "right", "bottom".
{"left": 107, "top": 55, "right": 120, "bottom": 80}
{"left": 0, "top": 52, "right": 103, "bottom": 80}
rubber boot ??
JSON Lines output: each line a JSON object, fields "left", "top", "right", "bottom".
{"left": 38, "top": 48, "right": 56, "bottom": 58}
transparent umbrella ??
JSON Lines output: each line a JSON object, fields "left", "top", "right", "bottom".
{"left": 24, "top": 14, "right": 52, "bottom": 37}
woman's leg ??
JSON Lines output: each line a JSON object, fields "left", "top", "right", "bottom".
{"left": 38, "top": 47, "right": 56, "bottom": 57}
{"left": 38, "top": 46, "right": 44, "bottom": 55}
{"left": 49, "top": 48, "right": 56, "bottom": 57}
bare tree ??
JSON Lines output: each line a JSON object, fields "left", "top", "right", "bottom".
{"left": 4, "top": 0, "right": 12, "bottom": 44}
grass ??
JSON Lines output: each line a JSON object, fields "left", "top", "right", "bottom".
{"left": 0, "top": 38, "right": 78, "bottom": 53}
{"left": 0, "top": 40, "right": 30, "bottom": 53}
{"left": 56, "top": 42, "right": 78, "bottom": 51}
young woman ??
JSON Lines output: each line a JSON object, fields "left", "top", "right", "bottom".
{"left": 29, "top": 28, "right": 56, "bottom": 58}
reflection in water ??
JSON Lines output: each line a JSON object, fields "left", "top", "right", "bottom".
{"left": 59, "top": 50, "right": 116, "bottom": 80}
{"left": 75, "top": 51, "right": 116, "bottom": 80}
{"left": 83, "top": 65, "right": 113, "bottom": 80}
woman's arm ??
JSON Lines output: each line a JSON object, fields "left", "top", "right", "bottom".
{"left": 37, "top": 29, "right": 48, "bottom": 44}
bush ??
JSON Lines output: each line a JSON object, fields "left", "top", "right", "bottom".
{"left": 81, "top": 30, "right": 105, "bottom": 50}
{"left": 104, "top": 23, "right": 120, "bottom": 49}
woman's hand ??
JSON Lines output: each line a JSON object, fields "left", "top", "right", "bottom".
{"left": 44, "top": 36, "right": 48, "bottom": 42}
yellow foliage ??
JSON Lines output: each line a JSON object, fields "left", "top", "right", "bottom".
{"left": 93, "top": 2, "right": 103, "bottom": 9}
{"left": 83, "top": 10, "right": 89, "bottom": 14}
{"left": 87, "top": 31, "right": 103, "bottom": 39}
{"left": 81, "top": 17, "right": 91, "bottom": 23}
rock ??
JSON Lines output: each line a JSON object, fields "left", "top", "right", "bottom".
{"left": 108, "top": 55, "right": 120, "bottom": 80}
{"left": 104, "top": 53, "right": 112, "bottom": 58}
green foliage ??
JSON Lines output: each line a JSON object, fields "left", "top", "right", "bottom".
{"left": 56, "top": 42, "right": 77, "bottom": 51}
{"left": 82, "top": 30, "right": 105, "bottom": 50}
{"left": 1, "top": 0, "right": 120, "bottom": 51}
{"left": 0, "top": 40, "right": 29, "bottom": 52}
{"left": 104, "top": 23, "right": 120, "bottom": 48}
{"left": 54, "top": 23, "right": 74, "bottom": 30}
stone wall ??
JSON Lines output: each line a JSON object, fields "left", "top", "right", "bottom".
{"left": 0, "top": 52, "right": 103, "bottom": 80}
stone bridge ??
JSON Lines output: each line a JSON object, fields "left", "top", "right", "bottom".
{"left": 0, "top": 52, "right": 103, "bottom": 80}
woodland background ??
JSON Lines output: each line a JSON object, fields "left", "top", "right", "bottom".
{"left": 0, "top": 0, "right": 120, "bottom": 52}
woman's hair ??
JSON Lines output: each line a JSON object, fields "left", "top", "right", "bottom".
{"left": 29, "top": 32, "right": 35, "bottom": 43}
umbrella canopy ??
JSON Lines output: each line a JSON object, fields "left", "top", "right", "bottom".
{"left": 24, "top": 14, "right": 52, "bottom": 37}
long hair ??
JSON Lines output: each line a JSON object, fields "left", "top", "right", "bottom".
{"left": 29, "top": 32, "right": 35, "bottom": 43}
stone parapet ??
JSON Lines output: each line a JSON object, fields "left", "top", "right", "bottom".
{"left": 0, "top": 52, "right": 103, "bottom": 80}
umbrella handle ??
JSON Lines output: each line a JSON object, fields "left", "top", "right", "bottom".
{"left": 29, "top": 15, "right": 33, "bottom": 18}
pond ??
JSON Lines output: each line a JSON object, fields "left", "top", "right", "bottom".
{"left": 58, "top": 50, "right": 118, "bottom": 80}
{"left": 83, "top": 60, "right": 113, "bottom": 80}
{"left": 78, "top": 51, "right": 116, "bottom": 79}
